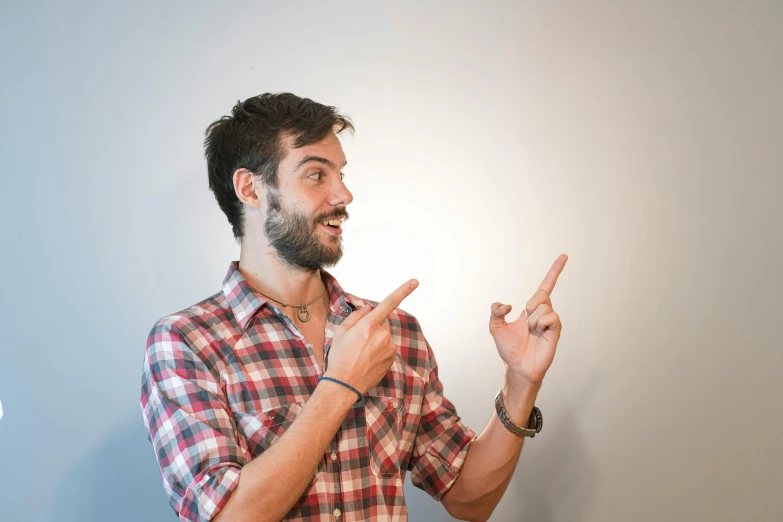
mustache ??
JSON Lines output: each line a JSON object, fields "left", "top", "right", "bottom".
{"left": 316, "top": 211, "right": 349, "bottom": 222}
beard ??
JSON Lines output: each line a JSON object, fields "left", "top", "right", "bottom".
{"left": 264, "top": 188, "right": 347, "bottom": 273}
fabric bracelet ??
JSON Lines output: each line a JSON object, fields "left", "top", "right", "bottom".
{"left": 317, "top": 376, "right": 363, "bottom": 403}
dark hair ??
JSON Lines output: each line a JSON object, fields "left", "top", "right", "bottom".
{"left": 204, "top": 92, "right": 354, "bottom": 241}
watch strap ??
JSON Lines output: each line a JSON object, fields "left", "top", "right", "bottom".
{"left": 494, "top": 390, "right": 542, "bottom": 438}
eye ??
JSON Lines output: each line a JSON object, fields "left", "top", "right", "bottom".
{"left": 308, "top": 171, "right": 323, "bottom": 180}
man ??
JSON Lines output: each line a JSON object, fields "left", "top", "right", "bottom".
{"left": 140, "top": 92, "right": 567, "bottom": 522}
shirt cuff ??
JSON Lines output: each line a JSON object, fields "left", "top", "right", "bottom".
{"left": 180, "top": 464, "right": 242, "bottom": 522}
{"left": 415, "top": 426, "right": 477, "bottom": 502}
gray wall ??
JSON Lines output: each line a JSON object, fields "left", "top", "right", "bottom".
{"left": 1, "top": 1, "right": 781, "bottom": 521}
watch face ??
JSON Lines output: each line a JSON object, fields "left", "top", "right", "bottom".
{"left": 533, "top": 407, "right": 543, "bottom": 432}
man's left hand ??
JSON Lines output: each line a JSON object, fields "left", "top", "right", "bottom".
{"left": 489, "top": 254, "right": 568, "bottom": 386}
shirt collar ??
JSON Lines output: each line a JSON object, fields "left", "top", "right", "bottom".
{"left": 221, "top": 261, "right": 365, "bottom": 333}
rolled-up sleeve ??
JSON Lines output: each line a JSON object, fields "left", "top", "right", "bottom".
{"left": 140, "top": 319, "right": 249, "bottom": 521}
{"left": 408, "top": 335, "right": 477, "bottom": 502}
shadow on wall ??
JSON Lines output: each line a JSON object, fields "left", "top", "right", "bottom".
{"left": 503, "top": 405, "right": 600, "bottom": 521}
{"left": 52, "top": 418, "right": 174, "bottom": 522}
{"left": 496, "top": 371, "right": 602, "bottom": 522}
{"left": 404, "top": 371, "right": 601, "bottom": 522}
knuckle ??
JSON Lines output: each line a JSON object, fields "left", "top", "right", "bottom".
{"left": 370, "top": 328, "right": 383, "bottom": 343}
{"left": 359, "top": 323, "right": 372, "bottom": 338}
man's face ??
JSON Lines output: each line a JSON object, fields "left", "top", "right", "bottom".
{"left": 262, "top": 132, "right": 353, "bottom": 272}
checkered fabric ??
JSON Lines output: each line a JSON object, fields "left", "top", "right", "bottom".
{"left": 140, "top": 261, "right": 477, "bottom": 521}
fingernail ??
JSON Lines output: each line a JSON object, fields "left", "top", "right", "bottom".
{"left": 411, "top": 280, "right": 419, "bottom": 289}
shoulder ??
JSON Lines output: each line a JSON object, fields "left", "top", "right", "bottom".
{"left": 144, "top": 290, "right": 239, "bottom": 368}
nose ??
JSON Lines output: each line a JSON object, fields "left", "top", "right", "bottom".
{"left": 329, "top": 176, "right": 353, "bottom": 208}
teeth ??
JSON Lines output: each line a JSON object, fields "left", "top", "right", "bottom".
{"left": 320, "top": 218, "right": 343, "bottom": 227}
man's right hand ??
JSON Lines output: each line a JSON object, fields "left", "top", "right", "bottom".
{"left": 324, "top": 279, "right": 419, "bottom": 395}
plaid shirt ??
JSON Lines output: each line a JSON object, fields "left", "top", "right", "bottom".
{"left": 140, "top": 261, "right": 477, "bottom": 521}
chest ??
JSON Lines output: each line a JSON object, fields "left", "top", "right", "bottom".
{"left": 226, "top": 335, "right": 421, "bottom": 487}
{"left": 220, "top": 315, "right": 430, "bottom": 505}
{"left": 297, "top": 320, "right": 327, "bottom": 370}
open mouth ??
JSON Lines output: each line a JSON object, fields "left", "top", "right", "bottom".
{"left": 318, "top": 217, "right": 344, "bottom": 236}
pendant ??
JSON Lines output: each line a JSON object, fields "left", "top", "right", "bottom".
{"left": 298, "top": 305, "right": 311, "bottom": 322}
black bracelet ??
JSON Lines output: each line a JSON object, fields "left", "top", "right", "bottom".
{"left": 317, "top": 376, "right": 363, "bottom": 403}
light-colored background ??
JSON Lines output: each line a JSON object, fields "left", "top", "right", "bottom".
{"left": 1, "top": 1, "right": 781, "bottom": 521}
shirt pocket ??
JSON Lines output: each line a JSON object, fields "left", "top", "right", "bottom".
{"left": 364, "top": 392, "right": 405, "bottom": 478}
{"left": 234, "top": 401, "right": 304, "bottom": 458}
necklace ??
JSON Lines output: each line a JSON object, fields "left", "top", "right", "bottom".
{"left": 256, "top": 282, "right": 326, "bottom": 323}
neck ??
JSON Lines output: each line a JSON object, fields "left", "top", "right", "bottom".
{"left": 237, "top": 234, "right": 328, "bottom": 309}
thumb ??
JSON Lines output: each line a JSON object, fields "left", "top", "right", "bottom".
{"left": 489, "top": 302, "right": 511, "bottom": 330}
{"left": 340, "top": 303, "right": 374, "bottom": 331}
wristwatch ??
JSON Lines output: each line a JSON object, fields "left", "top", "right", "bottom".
{"left": 494, "top": 390, "right": 543, "bottom": 438}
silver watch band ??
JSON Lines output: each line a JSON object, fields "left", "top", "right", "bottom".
{"left": 494, "top": 390, "right": 542, "bottom": 438}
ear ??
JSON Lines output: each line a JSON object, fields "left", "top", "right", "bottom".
{"left": 233, "top": 168, "right": 262, "bottom": 208}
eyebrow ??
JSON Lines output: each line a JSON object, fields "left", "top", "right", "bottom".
{"left": 293, "top": 155, "right": 348, "bottom": 172}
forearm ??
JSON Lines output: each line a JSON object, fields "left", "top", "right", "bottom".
{"left": 442, "top": 371, "right": 542, "bottom": 521}
{"left": 214, "top": 382, "right": 357, "bottom": 522}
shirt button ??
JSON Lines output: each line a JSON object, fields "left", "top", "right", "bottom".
{"left": 330, "top": 452, "right": 338, "bottom": 461}
{"left": 391, "top": 399, "right": 399, "bottom": 409}
{"left": 333, "top": 508, "right": 342, "bottom": 518}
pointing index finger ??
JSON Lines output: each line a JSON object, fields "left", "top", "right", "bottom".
{"left": 538, "top": 254, "right": 568, "bottom": 295}
{"left": 366, "top": 279, "right": 419, "bottom": 324}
